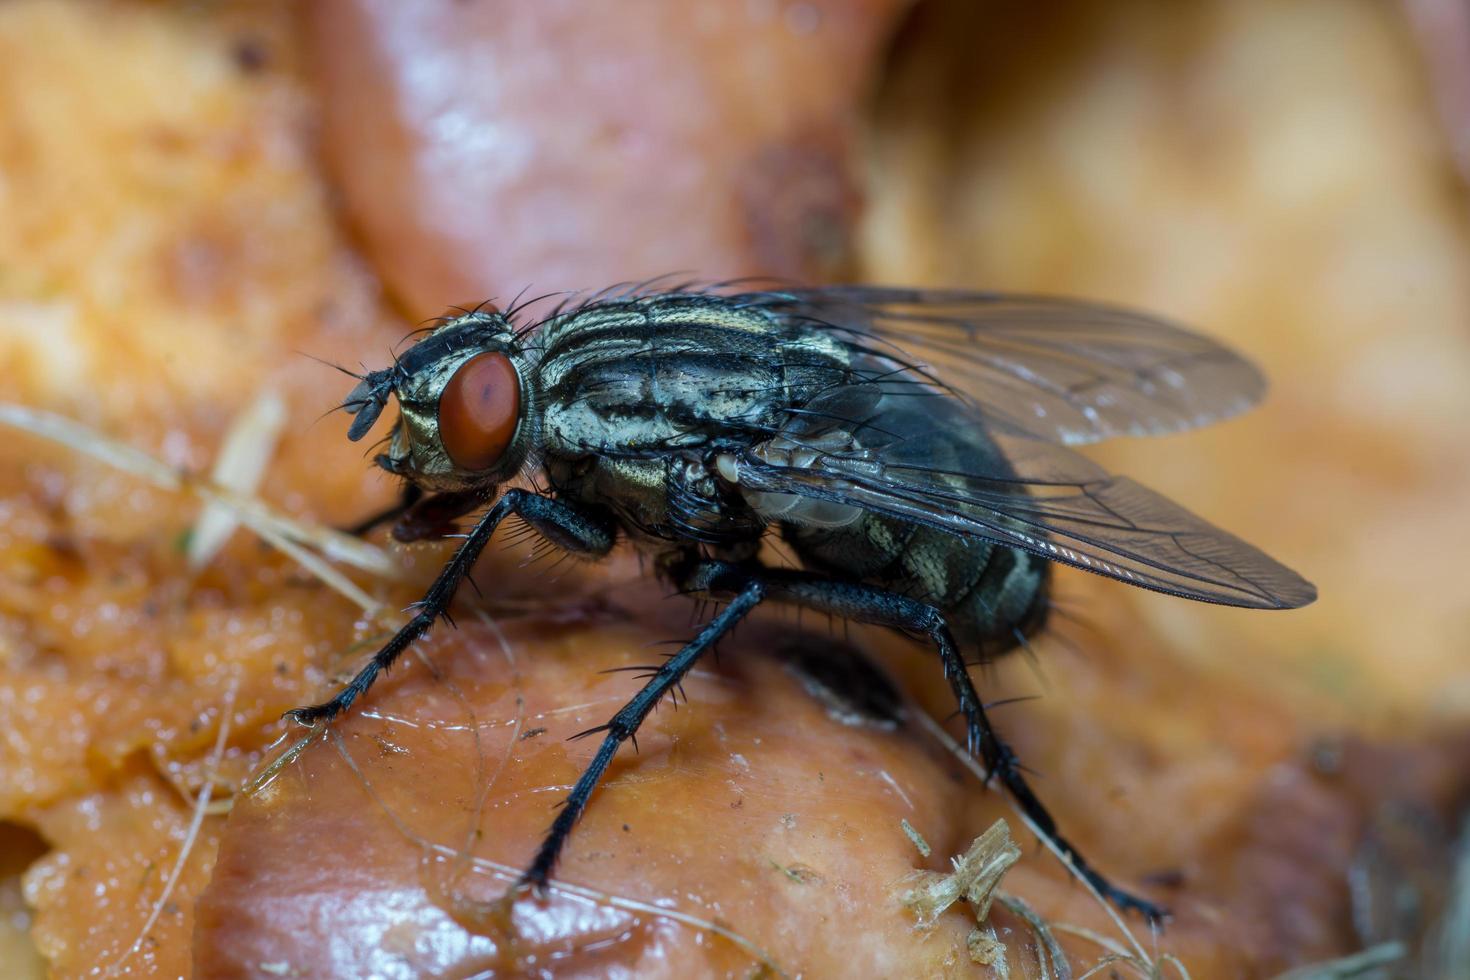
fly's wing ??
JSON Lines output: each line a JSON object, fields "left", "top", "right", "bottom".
{"left": 735, "top": 384, "right": 1316, "bottom": 609}
{"left": 758, "top": 286, "right": 1266, "bottom": 446}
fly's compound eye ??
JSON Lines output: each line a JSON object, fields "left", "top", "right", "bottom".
{"left": 437, "top": 351, "right": 521, "bottom": 470}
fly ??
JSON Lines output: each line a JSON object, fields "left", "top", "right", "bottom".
{"left": 291, "top": 283, "right": 1317, "bottom": 923}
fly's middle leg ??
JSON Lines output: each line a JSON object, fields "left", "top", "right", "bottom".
{"left": 519, "top": 570, "right": 766, "bottom": 892}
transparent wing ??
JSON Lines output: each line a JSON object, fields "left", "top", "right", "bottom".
{"left": 737, "top": 386, "right": 1315, "bottom": 609}
{"left": 767, "top": 286, "right": 1266, "bottom": 446}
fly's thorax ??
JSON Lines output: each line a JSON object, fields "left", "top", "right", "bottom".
{"left": 349, "top": 311, "right": 543, "bottom": 493}
{"left": 535, "top": 295, "right": 854, "bottom": 460}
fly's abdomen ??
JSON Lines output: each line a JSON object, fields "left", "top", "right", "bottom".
{"left": 754, "top": 382, "right": 1053, "bottom": 655}
{"left": 783, "top": 514, "right": 1050, "bottom": 654}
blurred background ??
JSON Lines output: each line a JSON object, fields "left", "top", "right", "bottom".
{"left": 1, "top": 1, "right": 1468, "bottom": 976}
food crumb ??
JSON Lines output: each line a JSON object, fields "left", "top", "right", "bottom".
{"left": 896, "top": 819, "right": 1019, "bottom": 927}
{"left": 967, "top": 926, "right": 1008, "bottom": 975}
{"left": 900, "top": 818, "right": 931, "bottom": 858}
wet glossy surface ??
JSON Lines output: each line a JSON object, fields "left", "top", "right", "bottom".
{"left": 4, "top": 0, "right": 1470, "bottom": 976}
{"left": 306, "top": 0, "right": 903, "bottom": 314}
{"left": 197, "top": 608, "right": 987, "bottom": 977}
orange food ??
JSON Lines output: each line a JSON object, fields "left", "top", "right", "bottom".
{"left": 303, "top": 0, "right": 905, "bottom": 313}
{"left": 2, "top": 0, "right": 1469, "bottom": 977}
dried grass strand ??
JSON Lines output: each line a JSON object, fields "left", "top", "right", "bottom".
{"left": 997, "top": 892, "right": 1074, "bottom": 980}
{"left": 189, "top": 389, "right": 288, "bottom": 569}
{"left": 0, "top": 402, "right": 396, "bottom": 611}
{"left": 107, "top": 684, "right": 237, "bottom": 977}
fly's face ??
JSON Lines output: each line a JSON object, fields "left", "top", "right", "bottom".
{"left": 343, "top": 311, "right": 534, "bottom": 492}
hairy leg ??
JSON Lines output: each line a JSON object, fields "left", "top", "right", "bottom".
{"left": 520, "top": 570, "right": 766, "bottom": 890}
{"left": 289, "top": 489, "right": 615, "bottom": 724}
{"left": 678, "top": 559, "right": 1166, "bottom": 922}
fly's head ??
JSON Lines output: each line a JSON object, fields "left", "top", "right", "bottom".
{"left": 343, "top": 309, "right": 534, "bottom": 492}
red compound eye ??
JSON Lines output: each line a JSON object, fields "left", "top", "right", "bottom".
{"left": 437, "top": 352, "right": 521, "bottom": 470}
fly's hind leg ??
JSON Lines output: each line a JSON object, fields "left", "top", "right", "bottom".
{"left": 288, "top": 490, "right": 616, "bottom": 725}
{"left": 678, "top": 559, "right": 1166, "bottom": 923}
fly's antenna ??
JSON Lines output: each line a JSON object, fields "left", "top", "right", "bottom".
{"left": 343, "top": 367, "right": 397, "bottom": 441}
{"left": 297, "top": 351, "right": 380, "bottom": 431}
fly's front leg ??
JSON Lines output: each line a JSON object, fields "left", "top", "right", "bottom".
{"left": 681, "top": 560, "right": 1166, "bottom": 923}
{"left": 343, "top": 483, "right": 424, "bottom": 537}
{"left": 388, "top": 487, "right": 483, "bottom": 543}
{"left": 345, "top": 486, "right": 494, "bottom": 543}
{"left": 287, "top": 489, "right": 615, "bottom": 725}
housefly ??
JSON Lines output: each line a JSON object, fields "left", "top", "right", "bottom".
{"left": 291, "top": 283, "right": 1316, "bottom": 922}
